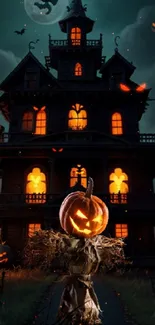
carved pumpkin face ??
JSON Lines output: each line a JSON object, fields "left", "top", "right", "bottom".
{"left": 59, "top": 177, "right": 109, "bottom": 238}
{"left": 0, "top": 244, "right": 11, "bottom": 264}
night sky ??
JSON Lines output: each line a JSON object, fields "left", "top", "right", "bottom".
{"left": 0, "top": 0, "right": 155, "bottom": 132}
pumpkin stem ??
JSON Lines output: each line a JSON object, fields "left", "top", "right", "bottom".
{"left": 85, "top": 177, "right": 94, "bottom": 198}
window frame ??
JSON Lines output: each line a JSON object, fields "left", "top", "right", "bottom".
{"left": 111, "top": 112, "right": 123, "bottom": 135}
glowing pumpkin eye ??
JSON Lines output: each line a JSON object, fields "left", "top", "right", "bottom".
{"left": 92, "top": 216, "right": 102, "bottom": 223}
{"left": 120, "top": 84, "right": 130, "bottom": 92}
{"left": 76, "top": 210, "right": 88, "bottom": 219}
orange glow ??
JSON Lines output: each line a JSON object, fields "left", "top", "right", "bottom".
{"left": 70, "top": 165, "right": 87, "bottom": 187}
{"left": 115, "top": 224, "right": 128, "bottom": 238}
{"left": 112, "top": 112, "right": 123, "bottom": 135}
{"left": 120, "top": 83, "right": 130, "bottom": 92}
{"left": 26, "top": 167, "right": 46, "bottom": 203}
{"left": 28, "top": 223, "right": 41, "bottom": 237}
{"left": 0, "top": 252, "right": 8, "bottom": 263}
{"left": 136, "top": 83, "right": 146, "bottom": 92}
{"left": 22, "top": 111, "right": 33, "bottom": 132}
{"left": 34, "top": 106, "right": 46, "bottom": 135}
{"left": 33, "top": 106, "right": 39, "bottom": 111}
{"left": 76, "top": 210, "right": 88, "bottom": 219}
{"left": 71, "top": 27, "right": 81, "bottom": 45}
{"left": 68, "top": 103, "right": 87, "bottom": 130}
{"left": 52, "top": 148, "right": 63, "bottom": 152}
{"left": 75, "top": 62, "right": 82, "bottom": 76}
{"left": 109, "top": 168, "right": 128, "bottom": 203}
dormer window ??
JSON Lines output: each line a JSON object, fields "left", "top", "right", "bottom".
{"left": 74, "top": 63, "right": 82, "bottom": 76}
{"left": 112, "top": 112, "right": 123, "bottom": 135}
{"left": 24, "top": 69, "right": 39, "bottom": 89}
{"left": 22, "top": 111, "right": 34, "bottom": 132}
{"left": 71, "top": 27, "right": 81, "bottom": 45}
{"left": 68, "top": 103, "right": 87, "bottom": 130}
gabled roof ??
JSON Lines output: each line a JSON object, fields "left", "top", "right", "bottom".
{"left": 100, "top": 49, "right": 136, "bottom": 76}
{"left": 0, "top": 51, "right": 60, "bottom": 91}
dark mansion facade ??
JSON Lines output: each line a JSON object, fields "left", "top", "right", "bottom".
{"left": 0, "top": 0, "right": 155, "bottom": 265}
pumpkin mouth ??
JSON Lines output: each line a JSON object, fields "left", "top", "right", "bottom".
{"left": 69, "top": 216, "right": 92, "bottom": 235}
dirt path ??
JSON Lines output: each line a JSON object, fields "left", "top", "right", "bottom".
{"left": 33, "top": 275, "right": 135, "bottom": 325}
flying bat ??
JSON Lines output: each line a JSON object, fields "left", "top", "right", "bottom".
{"left": 14, "top": 28, "right": 26, "bottom": 35}
{"left": 34, "top": 0, "right": 58, "bottom": 15}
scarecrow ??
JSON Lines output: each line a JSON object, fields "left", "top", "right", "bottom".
{"left": 24, "top": 177, "right": 125, "bottom": 324}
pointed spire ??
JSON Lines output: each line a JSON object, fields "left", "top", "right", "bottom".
{"left": 59, "top": 0, "right": 94, "bottom": 33}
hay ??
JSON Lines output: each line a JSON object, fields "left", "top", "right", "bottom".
{"left": 23, "top": 230, "right": 125, "bottom": 273}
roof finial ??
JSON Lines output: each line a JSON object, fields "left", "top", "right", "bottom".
{"left": 114, "top": 35, "right": 120, "bottom": 52}
{"left": 28, "top": 39, "right": 40, "bottom": 52}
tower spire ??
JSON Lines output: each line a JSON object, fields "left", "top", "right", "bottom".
{"left": 59, "top": 0, "right": 94, "bottom": 33}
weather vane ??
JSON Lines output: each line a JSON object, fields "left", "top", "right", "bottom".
{"left": 28, "top": 39, "right": 40, "bottom": 52}
{"left": 114, "top": 35, "right": 120, "bottom": 52}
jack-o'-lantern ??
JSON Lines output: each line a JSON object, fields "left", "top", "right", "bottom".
{"left": 0, "top": 242, "right": 12, "bottom": 264}
{"left": 59, "top": 177, "right": 109, "bottom": 238}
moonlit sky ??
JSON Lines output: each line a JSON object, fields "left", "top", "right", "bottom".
{"left": 0, "top": 0, "right": 155, "bottom": 132}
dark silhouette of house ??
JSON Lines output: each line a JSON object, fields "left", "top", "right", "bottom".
{"left": 0, "top": 0, "right": 155, "bottom": 265}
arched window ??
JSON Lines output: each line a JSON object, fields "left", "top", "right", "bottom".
{"left": 70, "top": 165, "right": 87, "bottom": 188}
{"left": 115, "top": 224, "right": 128, "bottom": 238}
{"left": 22, "top": 111, "right": 34, "bottom": 132}
{"left": 26, "top": 167, "right": 46, "bottom": 203}
{"left": 34, "top": 106, "right": 46, "bottom": 135}
{"left": 71, "top": 27, "right": 81, "bottom": 45}
{"left": 109, "top": 168, "right": 128, "bottom": 203}
{"left": 112, "top": 112, "right": 123, "bottom": 135}
{"left": 68, "top": 103, "right": 87, "bottom": 130}
{"left": 74, "top": 63, "right": 82, "bottom": 76}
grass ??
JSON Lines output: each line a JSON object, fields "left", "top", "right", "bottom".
{"left": 0, "top": 267, "right": 58, "bottom": 325}
{"left": 105, "top": 270, "right": 155, "bottom": 325}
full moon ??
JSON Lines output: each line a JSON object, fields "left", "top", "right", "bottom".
{"left": 24, "top": 0, "right": 69, "bottom": 25}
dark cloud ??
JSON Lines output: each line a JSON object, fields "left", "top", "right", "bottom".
{"left": 119, "top": 6, "right": 155, "bottom": 68}
{"left": 117, "top": 6, "right": 155, "bottom": 132}
{"left": 0, "top": 49, "right": 21, "bottom": 82}
{"left": 0, "top": 49, "right": 20, "bottom": 130}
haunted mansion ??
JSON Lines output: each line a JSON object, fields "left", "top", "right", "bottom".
{"left": 0, "top": 0, "right": 155, "bottom": 264}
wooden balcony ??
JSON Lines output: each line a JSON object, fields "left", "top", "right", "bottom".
{"left": 0, "top": 132, "right": 155, "bottom": 147}
{"left": 0, "top": 193, "right": 154, "bottom": 211}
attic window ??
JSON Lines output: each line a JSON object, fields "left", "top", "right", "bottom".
{"left": 24, "top": 70, "right": 38, "bottom": 89}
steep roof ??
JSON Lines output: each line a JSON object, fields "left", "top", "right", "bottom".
{"left": 59, "top": 0, "right": 94, "bottom": 33}
{"left": 100, "top": 49, "right": 136, "bottom": 77}
{"left": 0, "top": 51, "right": 60, "bottom": 91}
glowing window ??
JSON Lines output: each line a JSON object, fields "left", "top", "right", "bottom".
{"left": 70, "top": 165, "right": 87, "bottom": 188}
{"left": 26, "top": 167, "right": 46, "bottom": 203}
{"left": 34, "top": 106, "right": 46, "bottom": 135}
{"left": 71, "top": 27, "right": 81, "bottom": 45}
{"left": 115, "top": 224, "right": 128, "bottom": 238}
{"left": 28, "top": 223, "right": 41, "bottom": 237}
{"left": 112, "top": 112, "right": 123, "bottom": 135}
{"left": 75, "top": 63, "right": 82, "bottom": 76}
{"left": 22, "top": 111, "right": 34, "bottom": 132}
{"left": 109, "top": 168, "right": 128, "bottom": 203}
{"left": 68, "top": 103, "right": 87, "bottom": 130}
